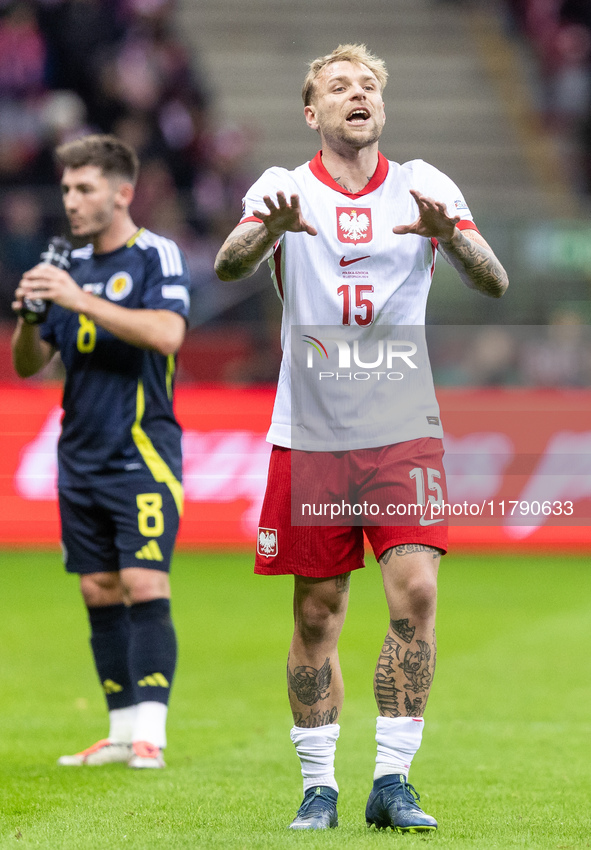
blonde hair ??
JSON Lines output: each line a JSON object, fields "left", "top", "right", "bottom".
{"left": 302, "top": 44, "right": 388, "bottom": 106}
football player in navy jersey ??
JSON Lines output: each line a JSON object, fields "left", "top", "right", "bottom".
{"left": 12, "top": 134, "right": 191, "bottom": 769}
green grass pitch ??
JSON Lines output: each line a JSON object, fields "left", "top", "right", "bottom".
{"left": 0, "top": 549, "right": 590, "bottom": 849}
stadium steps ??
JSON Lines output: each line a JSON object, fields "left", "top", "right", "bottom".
{"left": 177, "top": 0, "right": 578, "bottom": 220}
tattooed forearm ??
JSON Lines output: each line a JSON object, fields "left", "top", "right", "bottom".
{"left": 335, "top": 572, "right": 351, "bottom": 594}
{"left": 390, "top": 618, "right": 415, "bottom": 643}
{"left": 438, "top": 230, "right": 508, "bottom": 298}
{"left": 374, "top": 633, "right": 403, "bottom": 717}
{"left": 214, "top": 224, "right": 276, "bottom": 281}
{"left": 293, "top": 706, "right": 339, "bottom": 728}
{"left": 288, "top": 657, "right": 332, "bottom": 706}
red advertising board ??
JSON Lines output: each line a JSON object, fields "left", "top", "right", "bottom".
{"left": 1, "top": 383, "right": 590, "bottom": 550}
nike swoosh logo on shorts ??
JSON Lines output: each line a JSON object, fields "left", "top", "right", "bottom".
{"left": 418, "top": 514, "right": 444, "bottom": 526}
{"left": 339, "top": 255, "right": 370, "bottom": 267}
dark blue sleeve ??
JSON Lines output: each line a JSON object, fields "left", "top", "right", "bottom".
{"left": 39, "top": 309, "right": 58, "bottom": 348}
{"left": 141, "top": 240, "right": 191, "bottom": 321}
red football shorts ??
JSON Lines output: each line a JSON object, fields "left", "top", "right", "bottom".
{"left": 255, "top": 437, "right": 448, "bottom": 577}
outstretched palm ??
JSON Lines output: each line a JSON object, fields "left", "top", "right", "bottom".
{"left": 253, "top": 191, "right": 317, "bottom": 238}
{"left": 393, "top": 189, "right": 460, "bottom": 241}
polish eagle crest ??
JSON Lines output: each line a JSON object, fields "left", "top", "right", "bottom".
{"left": 339, "top": 209, "right": 370, "bottom": 241}
{"left": 258, "top": 528, "right": 277, "bottom": 557}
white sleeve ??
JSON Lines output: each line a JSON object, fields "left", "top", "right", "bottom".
{"left": 240, "top": 167, "right": 299, "bottom": 222}
{"left": 408, "top": 159, "right": 476, "bottom": 225}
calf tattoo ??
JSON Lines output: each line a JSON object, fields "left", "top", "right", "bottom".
{"left": 293, "top": 706, "right": 339, "bottom": 728}
{"left": 404, "top": 693, "right": 423, "bottom": 717}
{"left": 288, "top": 657, "right": 332, "bottom": 706}
{"left": 375, "top": 625, "right": 436, "bottom": 717}
{"left": 374, "top": 633, "right": 403, "bottom": 717}
{"left": 390, "top": 618, "right": 416, "bottom": 643}
{"left": 399, "top": 640, "right": 433, "bottom": 693}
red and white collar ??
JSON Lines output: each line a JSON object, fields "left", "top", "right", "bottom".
{"left": 309, "top": 150, "right": 389, "bottom": 199}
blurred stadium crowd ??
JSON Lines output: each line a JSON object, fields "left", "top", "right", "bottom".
{"left": 0, "top": 0, "right": 275, "bottom": 375}
{"left": 504, "top": 0, "right": 591, "bottom": 193}
{"left": 0, "top": 0, "right": 589, "bottom": 388}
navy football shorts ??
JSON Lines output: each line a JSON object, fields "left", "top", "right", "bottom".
{"left": 59, "top": 475, "right": 181, "bottom": 574}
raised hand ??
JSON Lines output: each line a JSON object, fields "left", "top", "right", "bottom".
{"left": 393, "top": 189, "right": 460, "bottom": 242}
{"left": 253, "top": 192, "right": 317, "bottom": 239}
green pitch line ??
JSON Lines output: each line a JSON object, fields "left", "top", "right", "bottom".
{"left": 0, "top": 550, "right": 590, "bottom": 848}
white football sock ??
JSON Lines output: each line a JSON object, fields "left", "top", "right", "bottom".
{"left": 290, "top": 724, "right": 340, "bottom": 793}
{"left": 374, "top": 716, "right": 424, "bottom": 780}
{"left": 108, "top": 706, "right": 136, "bottom": 744}
{"left": 133, "top": 701, "right": 168, "bottom": 749}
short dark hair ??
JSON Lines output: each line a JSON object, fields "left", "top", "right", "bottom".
{"left": 55, "top": 134, "right": 140, "bottom": 185}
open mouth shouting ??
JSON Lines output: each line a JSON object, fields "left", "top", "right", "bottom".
{"left": 346, "top": 107, "right": 371, "bottom": 125}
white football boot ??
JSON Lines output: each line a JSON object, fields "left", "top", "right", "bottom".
{"left": 58, "top": 739, "right": 132, "bottom": 766}
{"left": 127, "top": 740, "right": 166, "bottom": 769}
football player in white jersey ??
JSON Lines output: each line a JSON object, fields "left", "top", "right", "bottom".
{"left": 215, "top": 44, "right": 508, "bottom": 833}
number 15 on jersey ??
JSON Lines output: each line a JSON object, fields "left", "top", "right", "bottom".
{"left": 337, "top": 284, "right": 374, "bottom": 326}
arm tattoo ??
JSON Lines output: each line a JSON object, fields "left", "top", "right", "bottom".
{"left": 288, "top": 657, "right": 332, "bottom": 706}
{"left": 374, "top": 633, "right": 403, "bottom": 717}
{"left": 215, "top": 225, "right": 276, "bottom": 281}
{"left": 293, "top": 706, "right": 339, "bottom": 728}
{"left": 390, "top": 618, "right": 415, "bottom": 643}
{"left": 438, "top": 230, "right": 508, "bottom": 298}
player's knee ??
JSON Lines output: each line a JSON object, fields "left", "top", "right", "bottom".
{"left": 296, "top": 598, "right": 341, "bottom": 646}
{"left": 121, "top": 568, "right": 170, "bottom": 605}
{"left": 402, "top": 575, "right": 437, "bottom": 622}
{"left": 80, "top": 572, "right": 122, "bottom": 607}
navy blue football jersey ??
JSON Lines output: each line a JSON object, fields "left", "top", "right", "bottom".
{"left": 40, "top": 228, "right": 191, "bottom": 506}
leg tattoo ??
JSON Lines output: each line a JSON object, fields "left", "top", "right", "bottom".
{"left": 288, "top": 657, "right": 332, "bottom": 706}
{"left": 375, "top": 626, "right": 437, "bottom": 717}
{"left": 374, "top": 633, "right": 403, "bottom": 717}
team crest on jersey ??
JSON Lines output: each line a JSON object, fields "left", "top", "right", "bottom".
{"left": 337, "top": 207, "right": 372, "bottom": 244}
{"left": 257, "top": 527, "right": 278, "bottom": 558}
{"left": 106, "top": 271, "right": 133, "bottom": 301}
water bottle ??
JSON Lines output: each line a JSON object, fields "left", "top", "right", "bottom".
{"left": 20, "top": 236, "right": 72, "bottom": 325}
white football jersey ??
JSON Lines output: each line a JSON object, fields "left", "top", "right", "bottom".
{"left": 241, "top": 152, "right": 477, "bottom": 450}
